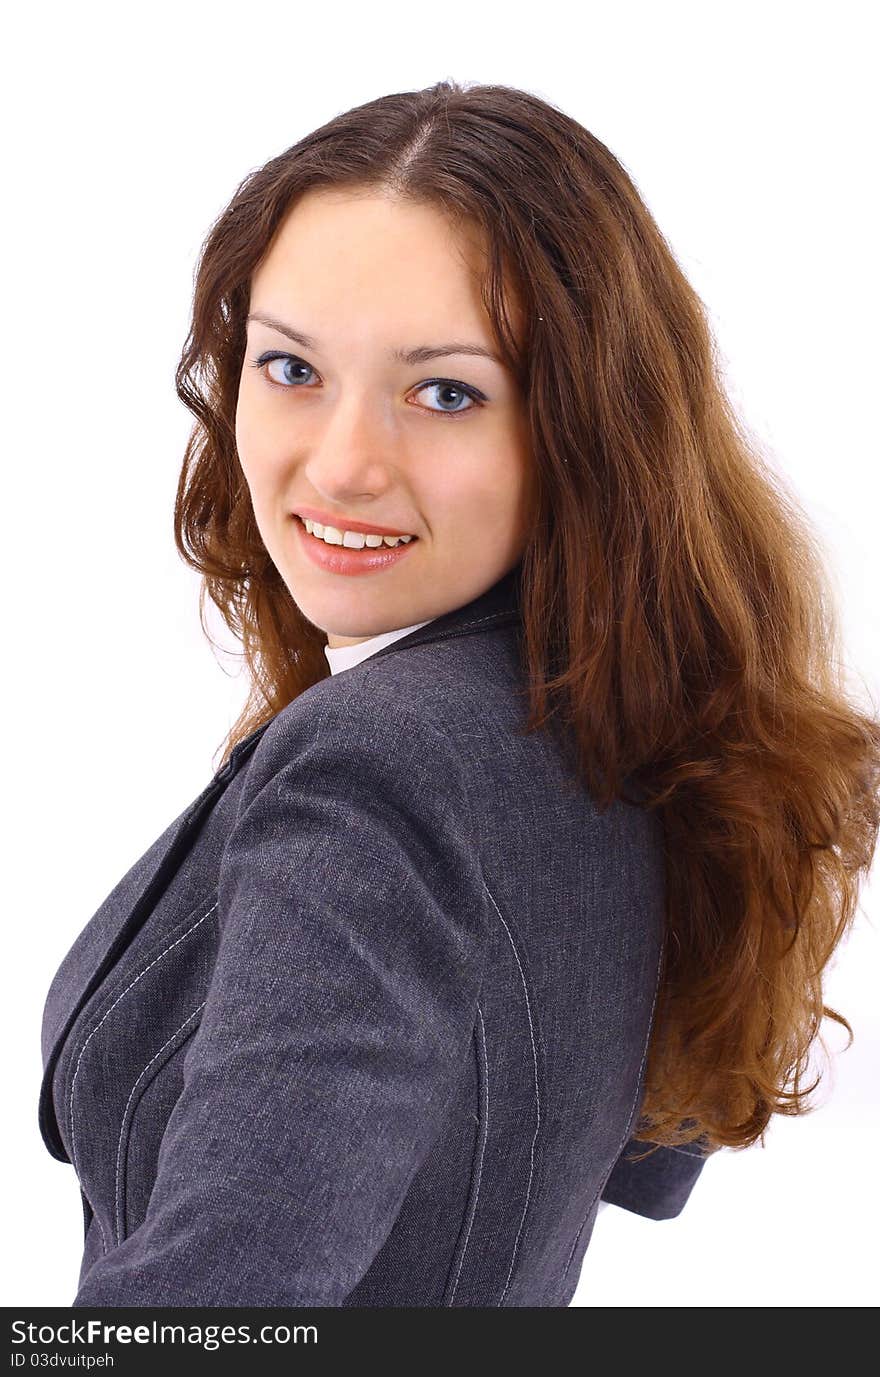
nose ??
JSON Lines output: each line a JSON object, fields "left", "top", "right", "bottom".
{"left": 302, "top": 388, "right": 398, "bottom": 502}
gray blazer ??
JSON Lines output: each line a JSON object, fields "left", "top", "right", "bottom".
{"left": 38, "top": 561, "right": 710, "bottom": 1307}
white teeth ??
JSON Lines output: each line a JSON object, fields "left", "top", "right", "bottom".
{"left": 301, "top": 517, "right": 415, "bottom": 548}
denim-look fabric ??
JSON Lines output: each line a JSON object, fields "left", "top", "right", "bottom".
{"left": 38, "top": 561, "right": 712, "bottom": 1307}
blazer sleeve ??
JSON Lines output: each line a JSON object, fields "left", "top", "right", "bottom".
{"left": 600, "top": 1134, "right": 715, "bottom": 1221}
{"left": 72, "top": 680, "right": 491, "bottom": 1307}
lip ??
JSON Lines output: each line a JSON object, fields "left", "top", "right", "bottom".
{"left": 291, "top": 513, "right": 419, "bottom": 577}
{"left": 292, "top": 505, "right": 417, "bottom": 538}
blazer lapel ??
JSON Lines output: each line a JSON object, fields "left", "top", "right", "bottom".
{"left": 38, "top": 722, "right": 272, "bottom": 1163}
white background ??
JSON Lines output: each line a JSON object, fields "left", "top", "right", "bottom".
{"left": 3, "top": 0, "right": 877, "bottom": 1308}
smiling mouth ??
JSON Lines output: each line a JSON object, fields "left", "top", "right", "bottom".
{"left": 296, "top": 514, "right": 418, "bottom": 550}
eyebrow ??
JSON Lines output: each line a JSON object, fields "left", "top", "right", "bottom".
{"left": 245, "top": 311, "right": 502, "bottom": 367}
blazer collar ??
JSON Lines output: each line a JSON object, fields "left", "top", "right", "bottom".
{"left": 223, "top": 560, "right": 524, "bottom": 776}
{"left": 214, "top": 561, "right": 523, "bottom": 784}
{"left": 368, "top": 558, "right": 524, "bottom": 662}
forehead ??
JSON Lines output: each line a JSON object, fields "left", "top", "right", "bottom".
{"left": 249, "top": 190, "right": 505, "bottom": 335}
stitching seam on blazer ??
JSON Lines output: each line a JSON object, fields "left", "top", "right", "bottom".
{"left": 411, "top": 610, "right": 516, "bottom": 637}
{"left": 557, "top": 928, "right": 666, "bottom": 1300}
{"left": 369, "top": 693, "right": 543, "bottom": 1307}
{"left": 445, "top": 612, "right": 514, "bottom": 630}
{"left": 445, "top": 1004, "right": 489, "bottom": 1306}
{"left": 370, "top": 610, "right": 516, "bottom": 662}
{"left": 114, "top": 1004, "right": 206, "bottom": 1247}
{"left": 66, "top": 895, "right": 219, "bottom": 1252}
{"left": 483, "top": 883, "right": 542, "bottom": 1307}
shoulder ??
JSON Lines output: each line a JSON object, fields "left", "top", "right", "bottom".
{"left": 247, "top": 619, "right": 522, "bottom": 787}
{"left": 232, "top": 664, "right": 471, "bottom": 829}
{"left": 218, "top": 666, "right": 488, "bottom": 916}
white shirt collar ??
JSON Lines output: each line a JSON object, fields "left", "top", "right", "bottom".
{"left": 323, "top": 620, "right": 434, "bottom": 675}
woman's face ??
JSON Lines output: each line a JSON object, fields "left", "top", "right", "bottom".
{"left": 236, "top": 187, "right": 534, "bottom": 648}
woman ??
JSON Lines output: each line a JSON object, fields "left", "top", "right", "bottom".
{"left": 38, "top": 80, "right": 880, "bottom": 1308}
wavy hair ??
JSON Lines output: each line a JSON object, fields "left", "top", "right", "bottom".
{"left": 172, "top": 79, "right": 880, "bottom": 1153}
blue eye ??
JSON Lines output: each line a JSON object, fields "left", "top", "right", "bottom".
{"left": 415, "top": 380, "right": 480, "bottom": 416}
{"left": 253, "top": 352, "right": 315, "bottom": 388}
{"left": 249, "top": 351, "right": 486, "bottom": 419}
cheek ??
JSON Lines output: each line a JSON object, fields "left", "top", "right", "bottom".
{"left": 498, "top": 441, "right": 535, "bottom": 526}
{"left": 476, "top": 455, "right": 533, "bottom": 527}
{"left": 235, "top": 373, "right": 286, "bottom": 461}
{"left": 235, "top": 391, "right": 266, "bottom": 467}
{"left": 432, "top": 442, "right": 531, "bottom": 537}
{"left": 235, "top": 453, "right": 280, "bottom": 539}
{"left": 235, "top": 408, "right": 282, "bottom": 502}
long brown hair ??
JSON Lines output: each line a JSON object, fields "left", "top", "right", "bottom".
{"left": 172, "top": 79, "right": 880, "bottom": 1153}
